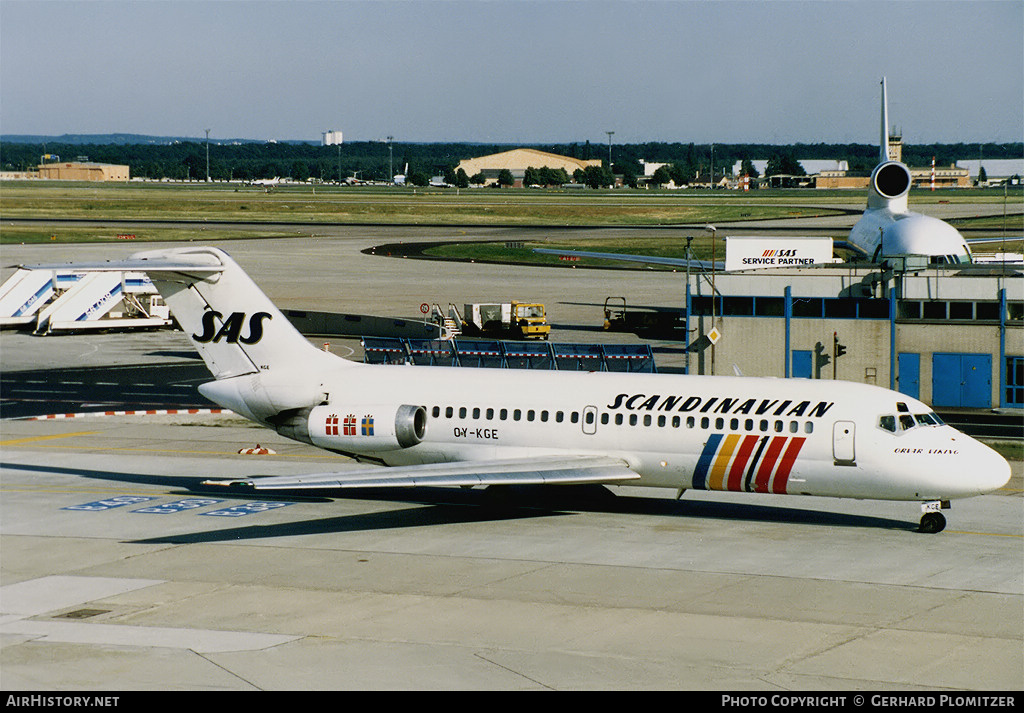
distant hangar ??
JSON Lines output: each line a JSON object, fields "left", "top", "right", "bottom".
{"left": 1, "top": 161, "right": 130, "bottom": 182}
{"left": 456, "top": 148, "right": 602, "bottom": 187}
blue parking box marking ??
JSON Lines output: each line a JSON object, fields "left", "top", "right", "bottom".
{"left": 132, "top": 498, "right": 224, "bottom": 514}
{"left": 202, "top": 502, "right": 293, "bottom": 518}
{"left": 64, "top": 495, "right": 155, "bottom": 511}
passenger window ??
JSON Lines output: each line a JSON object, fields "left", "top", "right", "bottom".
{"left": 459, "top": 407, "right": 467, "bottom": 419}
{"left": 643, "top": 415, "right": 652, "bottom": 427}
{"left": 571, "top": 412, "right": 579, "bottom": 423}
{"left": 432, "top": 406, "right": 440, "bottom": 418}
{"left": 658, "top": 415, "right": 666, "bottom": 427}
{"left": 804, "top": 422, "right": 814, "bottom": 434}
{"left": 630, "top": 414, "right": 638, "bottom": 426}
{"left": 472, "top": 407, "right": 480, "bottom": 419}
{"left": 774, "top": 420, "right": 783, "bottom": 432}
{"left": 615, "top": 413, "right": 624, "bottom": 425}
{"left": 700, "top": 417, "right": 710, "bottom": 429}
{"left": 879, "top": 415, "right": 896, "bottom": 432}
{"left": 514, "top": 409, "right": 522, "bottom": 421}
{"left": 556, "top": 411, "right": 564, "bottom": 423}
{"left": 672, "top": 416, "right": 681, "bottom": 428}
{"left": 745, "top": 419, "right": 753, "bottom": 431}
{"left": 789, "top": 421, "right": 798, "bottom": 433}
{"left": 687, "top": 416, "right": 695, "bottom": 428}
{"left": 715, "top": 417, "right": 724, "bottom": 430}
{"left": 445, "top": 406, "right": 454, "bottom": 418}
{"left": 585, "top": 411, "right": 595, "bottom": 425}
{"left": 500, "top": 408, "right": 508, "bottom": 420}
{"left": 730, "top": 418, "right": 738, "bottom": 430}
{"left": 759, "top": 420, "right": 768, "bottom": 432}
{"left": 601, "top": 413, "right": 609, "bottom": 425}
{"left": 527, "top": 410, "right": 535, "bottom": 421}
{"left": 486, "top": 408, "right": 494, "bottom": 420}
{"left": 540, "top": 410, "right": 549, "bottom": 422}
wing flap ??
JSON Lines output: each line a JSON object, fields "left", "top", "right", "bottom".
{"left": 202, "top": 455, "right": 640, "bottom": 491}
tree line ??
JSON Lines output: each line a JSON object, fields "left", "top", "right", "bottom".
{"left": 2, "top": 139, "right": 1019, "bottom": 183}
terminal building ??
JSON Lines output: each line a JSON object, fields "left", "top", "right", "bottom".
{"left": 684, "top": 260, "right": 1022, "bottom": 410}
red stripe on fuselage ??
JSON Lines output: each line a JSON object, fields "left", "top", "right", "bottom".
{"left": 754, "top": 437, "right": 787, "bottom": 493}
{"left": 771, "top": 437, "right": 806, "bottom": 494}
{"left": 728, "top": 435, "right": 760, "bottom": 491}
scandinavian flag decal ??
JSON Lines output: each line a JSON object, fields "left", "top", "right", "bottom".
{"left": 326, "top": 414, "right": 340, "bottom": 436}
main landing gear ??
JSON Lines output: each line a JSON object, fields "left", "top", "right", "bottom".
{"left": 918, "top": 500, "right": 950, "bottom": 534}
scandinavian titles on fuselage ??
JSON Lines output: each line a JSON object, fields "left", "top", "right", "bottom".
{"left": 605, "top": 393, "right": 834, "bottom": 419}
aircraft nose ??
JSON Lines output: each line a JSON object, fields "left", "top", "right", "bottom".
{"left": 973, "top": 443, "right": 1012, "bottom": 495}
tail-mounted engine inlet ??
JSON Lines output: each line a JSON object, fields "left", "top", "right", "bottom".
{"left": 306, "top": 403, "right": 427, "bottom": 452}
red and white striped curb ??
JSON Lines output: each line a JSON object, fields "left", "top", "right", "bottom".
{"left": 24, "top": 408, "right": 232, "bottom": 421}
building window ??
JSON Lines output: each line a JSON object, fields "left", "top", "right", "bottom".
{"left": 949, "top": 302, "right": 973, "bottom": 320}
{"left": 922, "top": 301, "right": 946, "bottom": 320}
{"left": 1006, "top": 357, "right": 1024, "bottom": 407}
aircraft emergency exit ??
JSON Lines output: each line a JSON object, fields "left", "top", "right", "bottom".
{"left": 35, "top": 246, "right": 1010, "bottom": 533}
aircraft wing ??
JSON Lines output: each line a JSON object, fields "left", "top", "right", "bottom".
{"left": 965, "top": 237, "right": 1024, "bottom": 245}
{"left": 533, "top": 248, "right": 724, "bottom": 271}
{"left": 24, "top": 255, "right": 225, "bottom": 279}
{"left": 202, "top": 455, "right": 640, "bottom": 491}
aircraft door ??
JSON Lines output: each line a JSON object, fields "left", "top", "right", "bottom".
{"left": 582, "top": 406, "right": 598, "bottom": 435}
{"left": 833, "top": 420, "right": 856, "bottom": 466}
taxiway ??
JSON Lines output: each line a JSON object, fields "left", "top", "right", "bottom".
{"left": 1, "top": 231, "right": 1021, "bottom": 690}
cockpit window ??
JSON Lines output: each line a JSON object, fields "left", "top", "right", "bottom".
{"left": 879, "top": 411, "right": 944, "bottom": 433}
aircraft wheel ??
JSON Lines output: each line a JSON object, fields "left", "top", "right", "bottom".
{"left": 918, "top": 511, "right": 946, "bottom": 534}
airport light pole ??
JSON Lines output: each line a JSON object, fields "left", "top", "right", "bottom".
{"left": 706, "top": 224, "right": 717, "bottom": 375}
{"left": 205, "top": 129, "right": 210, "bottom": 182}
{"left": 606, "top": 131, "right": 614, "bottom": 171}
{"left": 387, "top": 136, "right": 394, "bottom": 185}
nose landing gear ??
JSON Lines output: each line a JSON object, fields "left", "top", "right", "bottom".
{"left": 919, "top": 511, "right": 946, "bottom": 534}
{"left": 918, "top": 500, "right": 950, "bottom": 534}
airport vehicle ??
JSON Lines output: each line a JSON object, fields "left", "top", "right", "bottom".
{"left": 36, "top": 246, "right": 1011, "bottom": 533}
{"left": 456, "top": 301, "right": 551, "bottom": 340}
{"left": 603, "top": 296, "right": 687, "bottom": 338}
{"left": 0, "top": 268, "right": 170, "bottom": 333}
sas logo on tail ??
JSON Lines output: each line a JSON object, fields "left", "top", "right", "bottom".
{"left": 193, "top": 310, "right": 272, "bottom": 344}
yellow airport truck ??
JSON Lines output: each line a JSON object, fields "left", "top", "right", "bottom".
{"left": 448, "top": 302, "right": 551, "bottom": 340}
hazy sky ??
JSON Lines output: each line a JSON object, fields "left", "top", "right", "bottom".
{"left": 2, "top": 0, "right": 1021, "bottom": 145}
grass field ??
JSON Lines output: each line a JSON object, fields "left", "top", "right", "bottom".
{"left": 2, "top": 180, "right": 1021, "bottom": 249}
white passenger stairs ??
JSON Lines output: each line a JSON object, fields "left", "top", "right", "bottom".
{"left": 0, "top": 269, "right": 84, "bottom": 327}
{"left": 32, "top": 271, "right": 171, "bottom": 334}
{"left": 428, "top": 303, "right": 462, "bottom": 340}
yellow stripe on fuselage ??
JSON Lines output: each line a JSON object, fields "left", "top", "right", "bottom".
{"left": 709, "top": 433, "right": 741, "bottom": 490}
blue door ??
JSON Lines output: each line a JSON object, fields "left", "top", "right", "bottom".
{"left": 898, "top": 352, "right": 920, "bottom": 399}
{"left": 932, "top": 353, "right": 992, "bottom": 408}
{"left": 792, "top": 350, "right": 812, "bottom": 379}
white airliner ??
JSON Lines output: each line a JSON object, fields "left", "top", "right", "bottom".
{"left": 534, "top": 78, "right": 977, "bottom": 269}
{"left": 37, "top": 246, "right": 1010, "bottom": 533}
{"left": 845, "top": 77, "right": 973, "bottom": 264}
